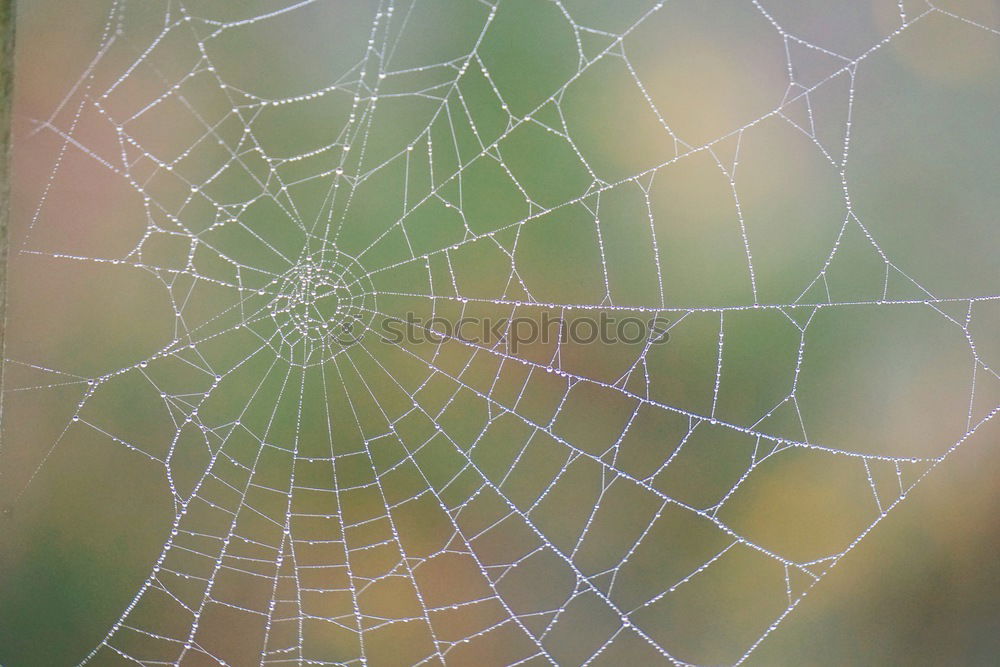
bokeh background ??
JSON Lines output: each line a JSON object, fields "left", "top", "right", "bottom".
{"left": 1, "top": 0, "right": 998, "bottom": 665}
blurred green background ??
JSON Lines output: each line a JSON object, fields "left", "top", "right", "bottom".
{"left": 1, "top": 0, "right": 998, "bottom": 665}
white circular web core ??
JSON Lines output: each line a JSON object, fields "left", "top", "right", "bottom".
{"left": 266, "top": 249, "right": 375, "bottom": 367}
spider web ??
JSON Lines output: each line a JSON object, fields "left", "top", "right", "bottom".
{"left": 2, "top": 0, "right": 999, "bottom": 664}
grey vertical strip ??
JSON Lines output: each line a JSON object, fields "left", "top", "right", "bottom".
{"left": 0, "top": 0, "right": 15, "bottom": 442}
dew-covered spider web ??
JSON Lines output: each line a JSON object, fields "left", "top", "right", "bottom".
{"left": 2, "top": 0, "right": 1000, "bottom": 665}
